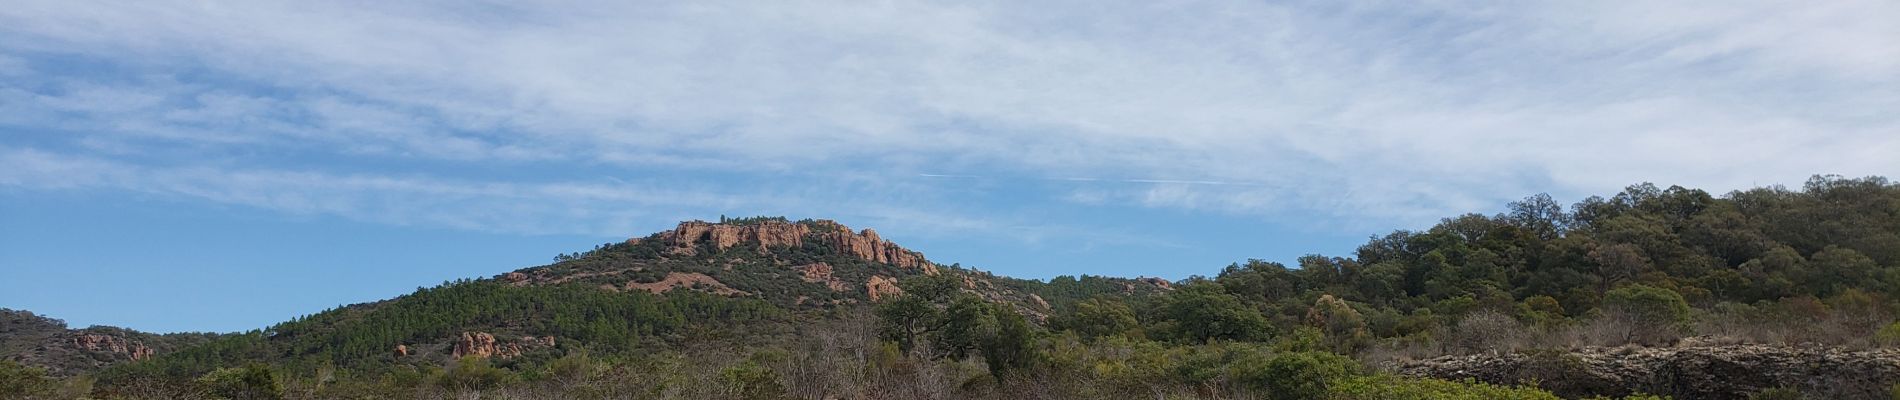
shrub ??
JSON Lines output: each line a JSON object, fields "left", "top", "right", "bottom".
{"left": 197, "top": 364, "right": 283, "bottom": 400}
{"left": 438, "top": 357, "right": 512, "bottom": 391}
{"left": 1228, "top": 351, "right": 1360, "bottom": 400}
{"left": 1875, "top": 321, "right": 1900, "bottom": 347}
{"left": 1749, "top": 387, "right": 1802, "bottom": 400}
{"left": 0, "top": 360, "right": 58, "bottom": 399}
{"left": 719, "top": 360, "right": 788, "bottom": 400}
{"left": 1600, "top": 284, "right": 1692, "bottom": 345}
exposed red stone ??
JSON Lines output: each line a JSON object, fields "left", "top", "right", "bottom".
{"left": 452, "top": 332, "right": 554, "bottom": 359}
{"left": 71, "top": 333, "right": 153, "bottom": 360}
{"left": 648, "top": 219, "right": 937, "bottom": 274}
{"left": 866, "top": 275, "right": 904, "bottom": 301}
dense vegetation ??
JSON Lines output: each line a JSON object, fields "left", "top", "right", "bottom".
{"left": 5, "top": 175, "right": 1899, "bottom": 399}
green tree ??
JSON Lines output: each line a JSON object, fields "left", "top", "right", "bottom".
{"left": 1150, "top": 283, "right": 1269, "bottom": 343}
{"left": 1052, "top": 297, "right": 1138, "bottom": 340}
{"left": 1601, "top": 284, "right": 1692, "bottom": 345}
{"left": 197, "top": 363, "right": 283, "bottom": 400}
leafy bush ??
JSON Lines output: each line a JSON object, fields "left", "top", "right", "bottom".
{"left": 1227, "top": 351, "right": 1361, "bottom": 400}
{"left": 197, "top": 364, "right": 282, "bottom": 400}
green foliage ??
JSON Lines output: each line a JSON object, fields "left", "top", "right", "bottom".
{"left": 1050, "top": 297, "right": 1139, "bottom": 340}
{"left": 1601, "top": 284, "right": 1692, "bottom": 344}
{"left": 0, "top": 360, "right": 58, "bottom": 399}
{"left": 1878, "top": 321, "right": 1900, "bottom": 346}
{"left": 102, "top": 280, "right": 785, "bottom": 385}
{"left": 1149, "top": 282, "right": 1270, "bottom": 343}
{"left": 1748, "top": 387, "right": 1802, "bottom": 400}
{"left": 438, "top": 357, "right": 512, "bottom": 391}
{"left": 1227, "top": 351, "right": 1360, "bottom": 400}
{"left": 197, "top": 363, "right": 283, "bottom": 400}
{"left": 718, "top": 360, "right": 788, "bottom": 400}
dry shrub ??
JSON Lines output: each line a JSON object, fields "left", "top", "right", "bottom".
{"left": 1451, "top": 310, "right": 1528, "bottom": 355}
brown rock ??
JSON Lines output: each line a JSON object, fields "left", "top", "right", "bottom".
{"left": 796, "top": 262, "right": 849, "bottom": 291}
{"left": 1028, "top": 294, "right": 1051, "bottom": 310}
{"left": 71, "top": 333, "right": 153, "bottom": 361}
{"left": 866, "top": 275, "right": 904, "bottom": 301}
{"left": 393, "top": 344, "right": 409, "bottom": 357}
{"left": 453, "top": 332, "right": 554, "bottom": 360}
{"left": 651, "top": 219, "right": 937, "bottom": 273}
{"left": 503, "top": 272, "right": 530, "bottom": 286}
{"left": 1138, "top": 277, "right": 1173, "bottom": 290}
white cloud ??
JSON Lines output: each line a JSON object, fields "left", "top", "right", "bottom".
{"left": 0, "top": 0, "right": 1894, "bottom": 232}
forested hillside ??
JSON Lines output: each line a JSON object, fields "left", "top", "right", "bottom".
{"left": 4, "top": 175, "right": 1898, "bottom": 399}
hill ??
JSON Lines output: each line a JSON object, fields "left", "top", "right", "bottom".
{"left": 3, "top": 174, "right": 1898, "bottom": 400}
{"left": 0, "top": 309, "right": 222, "bottom": 377}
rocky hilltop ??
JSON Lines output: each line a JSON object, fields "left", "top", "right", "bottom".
{"left": 508, "top": 218, "right": 956, "bottom": 308}
{"left": 1398, "top": 343, "right": 1900, "bottom": 399}
{"left": 643, "top": 219, "right": 935, "bottom": 273}
{"left": 0, "top": 309, "right": 217, "bottom": 377}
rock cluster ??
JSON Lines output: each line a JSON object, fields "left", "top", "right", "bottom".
{"left": 865, "top": 275, "right": 904, "bottom": 301}
{"left": 796, "top": 262, "right": 849, "bottom": 291}
{"left": 1398, "top": 343, "right": 1900, "bottom": 399}
{"left": 650, "top": 220, "right": 937, "bottom": 273}
{"left": 71, "top": 333, "right": 154, "bottom": 360}
{"left": 452, "top": 332, "right": 555, "bottom": 359}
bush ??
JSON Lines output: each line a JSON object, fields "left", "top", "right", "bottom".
{"left": 438, "top": 357, "right": 512, "bottom": 391}
{"left": 719, "top": 360, "right": 788, "bottom": 400}
{"left": 1877, "top": 321, "right": 1900, "bottom": 347}
{"left": 1748, "top": 387, "right": 1802, "bottom": 400}
{"left": 1600, "top": 284, "right": 1691, "bottom": 345}
{"left": 0, "top": 360, "right": 58, "bottom": 399}
{"left": 1228, "top": 351, "right": 1360, "bottom": 400}
{"left": 197, "top": 364, "right": 283, "bottom": 400}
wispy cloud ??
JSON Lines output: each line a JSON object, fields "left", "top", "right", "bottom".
{"left": 1, "top": 0, "right": 1894, "bottom": 236}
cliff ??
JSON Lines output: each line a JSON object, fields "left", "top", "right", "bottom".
{"left": 647, "top": 219, "right": 936, "bottom": 273}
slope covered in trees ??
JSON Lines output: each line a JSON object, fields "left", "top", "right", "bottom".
{"left": 4, "top": 175, "right": 1898, "bottom": 399}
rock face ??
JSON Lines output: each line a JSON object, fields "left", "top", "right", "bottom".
{"left": 1399, "top": 344, "right": 1900, "bottom": 399}
{"left": 71, "top": 333, "right": 154, "bottom": 360}
{"left": 796, "top": 262, "right": 849, "bottom": 291}
{"left": 651, "top": 219, "right": 936, "bottom": 273}
{"left": 451, "top": 332, "right": 554, "bottom": 360}
{"left": 866, "top": 275, "right": 904, "bottom": 301}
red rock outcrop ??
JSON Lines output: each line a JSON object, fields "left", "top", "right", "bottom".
{"left": 797, "top": 262, "right": 849, "bottom": 291}
{"left": 503, "top": 272, "right": 530, "bottom": 286}
{"left": 656, "top": 220, "right": 812, "bottom": 255}
{"left": 452, "top": 332, "right": 555, "bottom": 359}
{"left": 647, "top": 219, "right": 936, "bottom": 273}
{"left": 393, "top": 344, "right": 410, "bottom": 357}
{"left": 1138, "top": 277, "right": 1173, "bottom": 290}
{"left": 866, "top": 275, "right": 904, "bottom": 301}
{"left": 71, "top": 333, "right": 153, "bottom": 360}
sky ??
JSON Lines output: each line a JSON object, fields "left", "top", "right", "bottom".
{"left": 1, "top": 1, "right": 1896, "bottom": 334}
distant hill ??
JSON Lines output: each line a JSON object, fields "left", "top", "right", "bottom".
{"left": 0, "top": 309, "right": 221, "bottom": 377}
{"left": 15, "top": 217, "right": 1165, "bottom": 380}
{"left": 7, "top": 175, "right": 1897, "bottom": 400}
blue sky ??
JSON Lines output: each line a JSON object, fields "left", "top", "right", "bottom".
{"left": 2, "top": 1, "right": 1896, "bottom": 333}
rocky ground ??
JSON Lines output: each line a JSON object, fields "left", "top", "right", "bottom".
{"left": 1397, "top": 341, "right": 1900, "bottom": 399}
